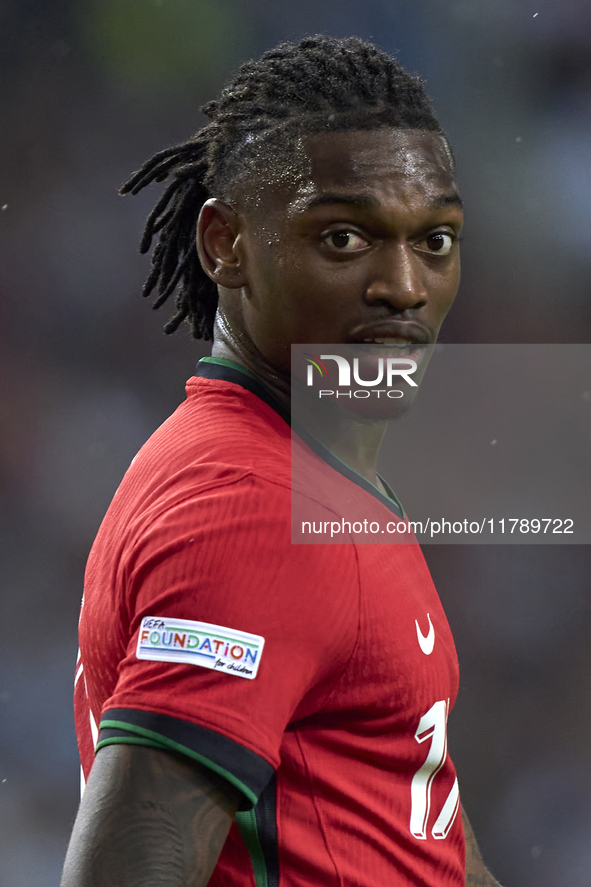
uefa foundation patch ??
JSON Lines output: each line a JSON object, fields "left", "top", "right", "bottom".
{"left": 136, "top": 617, "right": 265, "bottom": 680}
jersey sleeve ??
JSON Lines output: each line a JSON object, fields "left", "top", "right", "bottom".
{"left": 94, "top": 474, "right": 360, "bottom": 809}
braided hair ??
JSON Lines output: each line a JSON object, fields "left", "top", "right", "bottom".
{"left": 121, "top": 35, "right": 443, "bottom": 340}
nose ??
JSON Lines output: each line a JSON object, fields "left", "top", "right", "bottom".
{"left": 364, "top": 243, "right": 427, "bottom": 311}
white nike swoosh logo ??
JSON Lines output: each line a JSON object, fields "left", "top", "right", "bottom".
{"left": 415, "top": 613, "right": 435, "bottom": 655}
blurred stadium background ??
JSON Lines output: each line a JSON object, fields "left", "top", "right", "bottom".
{"left": 1, "top": 1, "right": 590, "bottom": 884}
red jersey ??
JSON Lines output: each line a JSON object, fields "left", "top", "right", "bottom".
{"left": 75, "top": 358, "right": 465, "bottom": 886}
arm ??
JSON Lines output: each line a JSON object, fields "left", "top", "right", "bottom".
{"left": 61, "top": 744, "right": 241, "bottom": 887}
{"left": 463, "top": 808, "right": 504, "bottom": 887}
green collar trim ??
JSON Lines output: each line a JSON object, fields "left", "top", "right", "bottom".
{"left": 199, "top": 356, "right": 259, "bottom": 382}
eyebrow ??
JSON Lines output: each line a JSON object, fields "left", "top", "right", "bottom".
{"left": 302, "top": 190, "right": 464, "bottom": 212}
{"left": 430, "top": 192, "right": 464, "bottom": 210}
{"left": 302, "top": 193, "right": 380, "bottom": 211}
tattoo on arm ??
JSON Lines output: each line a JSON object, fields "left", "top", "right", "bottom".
{"left": 462, "top": 808, "right": 504, "bottom": 887}
{"left": 61, "top": 744, "right": 241, "bottom": 887}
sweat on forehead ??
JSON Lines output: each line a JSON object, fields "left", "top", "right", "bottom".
{"left": 226, "top": 127, "right": 455, "bottom": 215}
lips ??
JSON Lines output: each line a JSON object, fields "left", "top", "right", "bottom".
{"left": 359, "top": 338, "right": 416, "bottom": 345}
{"left": 347, "top": 321, "right": 432, "bottom": 346}
{"left": 343, "top": 323, "right": 434, "bottom": 382}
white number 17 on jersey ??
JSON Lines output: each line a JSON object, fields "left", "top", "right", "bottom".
{"left": 410, "top": 699, "right": 460, "bottom": 840}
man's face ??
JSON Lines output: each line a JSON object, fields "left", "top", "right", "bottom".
{"left": 231, "top": 128, "right": 463, "bottom": 374}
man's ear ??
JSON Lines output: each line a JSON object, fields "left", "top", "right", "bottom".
{"left": 197, "top": 199, "right": 247, "bottom": 289}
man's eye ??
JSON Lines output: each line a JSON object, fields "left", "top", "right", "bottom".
{"left": 324, "top": 231, "right": 368, "bottom": 252}
{"left": 420, "top": 232, "right": 455, "bottom": 256}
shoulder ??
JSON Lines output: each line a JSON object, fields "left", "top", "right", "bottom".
{"left": 145, "top": 375, "right": 291, "bottom": 485}
{"left": 90, "top": 374, "right": 362, "bottom": 599}
{"left": 125, "top": 471, "right": 358, "bottom": 588}
{"left": 105, "top": 375, "right": 291, "bottom": 525}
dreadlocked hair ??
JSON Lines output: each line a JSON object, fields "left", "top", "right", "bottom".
{"left": 121, "top": 35, "right": 444, "bottom": 340}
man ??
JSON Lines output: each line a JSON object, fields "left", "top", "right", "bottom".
{"left": 61, "top": 36, "right": 502, "bottom": 887}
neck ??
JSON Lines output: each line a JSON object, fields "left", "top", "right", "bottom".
{"left": 211, "top": 315, "right": 389, "bottom": 491}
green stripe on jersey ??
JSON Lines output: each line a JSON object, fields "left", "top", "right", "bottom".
{"left": 98, "top": 718, "right": 257, "bottom": 807}
{"left": 96, "top": 736, "right": 166, "bottom": 751}
{"left": 236, "top": 808, "right": 269, "bottom": 887}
